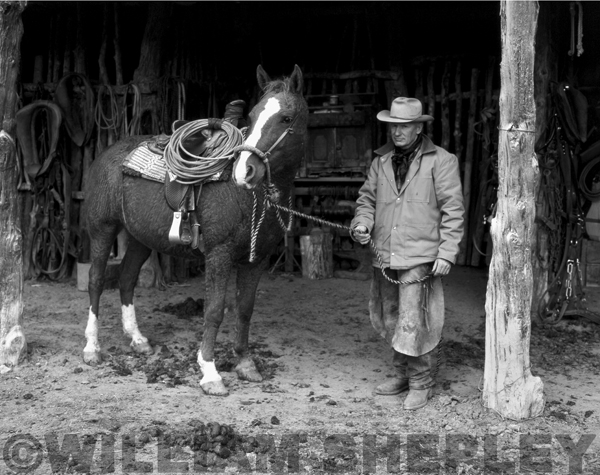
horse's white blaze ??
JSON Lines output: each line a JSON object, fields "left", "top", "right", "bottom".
{"left": 83, "top": 307, "right": 100, "bottom": 354}
{"left": 234, "top": 97, "right": 281, "bottom": 187}
{"left": 197, "top": 351, "right": 222, "bottom": 384}
{"left": 121, "top": 304, "right": 148, "bottom": 346}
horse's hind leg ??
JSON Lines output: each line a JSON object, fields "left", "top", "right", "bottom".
{"left": 233, "top": 261, "right": 266, "bottom": 382}
{"left": 84, "top": 225, "right": 119, "bottom": 365}
{"left": 119, "top": 237, "right": 153, "bottom": 355}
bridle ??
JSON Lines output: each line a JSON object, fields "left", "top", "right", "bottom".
{"left": 233, "top": 113, "right": 299, "bottom": 203}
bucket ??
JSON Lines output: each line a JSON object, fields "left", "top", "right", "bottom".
{"left": 76, "top": 262, "right": 91, "bottom": 292}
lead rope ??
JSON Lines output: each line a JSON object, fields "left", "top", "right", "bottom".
{"left": 250, "top": 198, "right": 431, "bottom": 286}
{"left": 249, "top": 192, "right": 268, "bottom": 263}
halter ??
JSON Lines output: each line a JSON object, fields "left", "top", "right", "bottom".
{"left": 233, "top": 113, "right": 299, "bottom": 203}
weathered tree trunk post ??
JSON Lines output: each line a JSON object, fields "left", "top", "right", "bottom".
{"left": 482, "top": 0, "right": 544, "bottom": 420}
{"left": 0, "top": 1, "right": 27, "bottom": 368}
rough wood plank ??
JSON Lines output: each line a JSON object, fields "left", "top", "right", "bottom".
{"left": 470, "top": 57, "right": 496, "bottom": 267}
{"left": 453, "top": 61, "right": 463, "bottom": 163}
{"left": 132, "top": 2, "right": 172, "bottom": 87}
{"left": 457, "top": 67, "right": 480, "bottom": 265}
{"left": 113, "top": 3, "right": 124, "bottom": 86}
{"left": 483, "top": 0, "right": 544, "bottom": 420}
{"left": 426, "top": 60, "right": 436, "bottom": 138}
{"left": 440, "top": 60, "right": 451, "bottom": 151}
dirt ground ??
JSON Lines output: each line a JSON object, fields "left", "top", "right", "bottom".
{"left": 1, "top": 264, "right": 600, "bottom": 474}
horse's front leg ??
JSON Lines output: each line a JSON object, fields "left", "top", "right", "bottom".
{"left": 198, "top": 247, "right": 233, "bottom": 396}
{"left": 119, "top": 238, "right": 153, "bottom": 355}
{"left": 234, "top": 260, "right": 267, "bottom": 382}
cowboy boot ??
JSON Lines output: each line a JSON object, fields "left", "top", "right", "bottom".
{"left": 374, "top": 377, "right": 409, "bottom": 396}
{"left": 403, "top": 387, "right": 433, "bottom": 410}
{"left": 375, "top": 350, "right": 408, "bottom": 395}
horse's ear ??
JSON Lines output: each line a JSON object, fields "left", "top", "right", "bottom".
{"left": 256, "top": 65, "right": 271, "bottom": 92}
{"left": 289, "top": 64, "right": 304, "bottom": 95}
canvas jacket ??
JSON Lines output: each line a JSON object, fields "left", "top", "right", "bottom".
{"left": 351, "top": 135, "right": 465, "bottom": 269}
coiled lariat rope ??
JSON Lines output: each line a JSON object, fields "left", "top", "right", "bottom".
{"left": 250, "top": 194, "right": 432, "bottom": 286}
{"left": 163, "top": 119, "right": 244, "bottom": 185}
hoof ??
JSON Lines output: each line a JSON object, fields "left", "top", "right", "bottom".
{"left": 131, "top": 340, "right": 153, "bottom": 355}
{"left": 201, "top": 379, "right": 229, "bottom": 396}
{"left": 235, "top": 358, "right": 263, "bottom": 382}
{"left": 83, "top": 351, "right": 102, "bottom": 366}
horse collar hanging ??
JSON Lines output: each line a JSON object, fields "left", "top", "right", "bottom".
{"left": 233, "top": 114, "right": 299, "bottom": 203}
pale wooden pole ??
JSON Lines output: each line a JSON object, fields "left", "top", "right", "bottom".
{"left": 482, "top": 0, "right": 545, "bottom": 420}
{"left": 0, "top": 1, "right": 27, "bottom": 368}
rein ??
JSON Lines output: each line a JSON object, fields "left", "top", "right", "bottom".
{"left": 250, "top": 196, "right": 432, "bottom": 286}
{"left": 233, "top": 114, "right": 299, "bottom": 202}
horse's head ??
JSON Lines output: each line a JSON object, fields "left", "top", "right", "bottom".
{"left": 232, "top": 65, "right": 308, "bottom": 192}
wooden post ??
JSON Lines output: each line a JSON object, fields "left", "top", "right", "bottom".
{"left": 113, "top": 3, "right": 124, "bottom": 87}
{"left": 0, "top": 1, "right": 27, "bottom": 368}
{"left": 62, "top": 12, "right": 73, "bottom": 76}
{"left": 426, "top": 60, "right": 436, "bottom": 138}
{"left": 457, "top": 68, "right": 479, "bottom": 265}
{"left": 133, "top": 2, "right": 173, "bottom": 87}
{"left": 440, "top": 60, "right": 451, "bottom": 151}
{"left": 300, "top": 229, "right": 333, "bottom": 280}
{"left": 483, "top": 0, "right": 544, "bottom": 420}
{"left": 98, "top": 3, "right": 110, "bottom": 85}
{"left": 453, "top": 61, "right": 463, "bottom": 163}
{"left": 51, "top": 13, "right": 63, "bottom": 83}
{"left": 470, "top": 57, "right": 495, "bottom": 267}
{"left": 74, "top": 4, "right": 86, "bottom": 74}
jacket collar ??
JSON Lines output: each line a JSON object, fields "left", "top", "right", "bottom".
{"left": 376, "top": 134, "right": 436, "bottom": 158}
{"left": 378, "top": 134, "right": 436, "bottom": 195}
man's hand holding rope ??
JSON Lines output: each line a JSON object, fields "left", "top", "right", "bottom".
{"left": 352, "top": 225, "right": 452, "bottom": 276}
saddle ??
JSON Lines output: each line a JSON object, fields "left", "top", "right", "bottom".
{"left": 122, "top": 100, "right": 246, "bottom": 250}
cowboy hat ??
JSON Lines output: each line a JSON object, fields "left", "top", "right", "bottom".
{"left": 376, "top": 97, "right": 433, "bottom": 123}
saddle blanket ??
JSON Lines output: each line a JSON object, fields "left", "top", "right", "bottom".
{"left": 123, "top": 142, "right": 168, "bottom": 183}
{"left": 122, "top": 140, "right": 227, "bottom": 184}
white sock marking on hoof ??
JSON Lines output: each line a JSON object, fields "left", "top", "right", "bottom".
{"left": 83, "top": 307, "right": 100, "bottom": 354}
{"left": 121, "top": 304, "right": 149, "bottom": 346}
{"left": 197, "top": 351, "right": 222, "bottom": 384}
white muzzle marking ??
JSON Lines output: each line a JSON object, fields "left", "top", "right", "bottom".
{"left": 234, "top": 97, "right": 281, "bottom": 187}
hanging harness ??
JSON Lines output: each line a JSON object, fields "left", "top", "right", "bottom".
{"left": 537, "top": 82, "right": 600, "bottom": 324}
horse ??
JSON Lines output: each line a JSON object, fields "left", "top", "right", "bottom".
{"left": 82, "top": 65, "right": 308, "bottom": 396}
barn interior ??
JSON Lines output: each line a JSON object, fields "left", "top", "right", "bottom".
{"left": 12, "top": 1, "right": 600, "bottom": 321}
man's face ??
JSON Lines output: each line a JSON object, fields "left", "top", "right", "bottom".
{"left": 390, "top": 122, "right": 423, "bottom": 149}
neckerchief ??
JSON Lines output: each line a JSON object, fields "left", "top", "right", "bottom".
{"left": 391, "top": 135, "right": 422, "bottom": 190}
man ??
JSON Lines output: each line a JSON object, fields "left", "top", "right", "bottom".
{"left": 351, "top": 97, "right": 464, "bottom": 410}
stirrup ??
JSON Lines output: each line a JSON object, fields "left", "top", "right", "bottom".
{"left": 168, "top": 211, "right": 192, "bottom": 245}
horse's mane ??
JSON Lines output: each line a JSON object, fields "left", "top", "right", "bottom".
{"left": 261, "top": 79, "right": 293, "bottom": 97}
